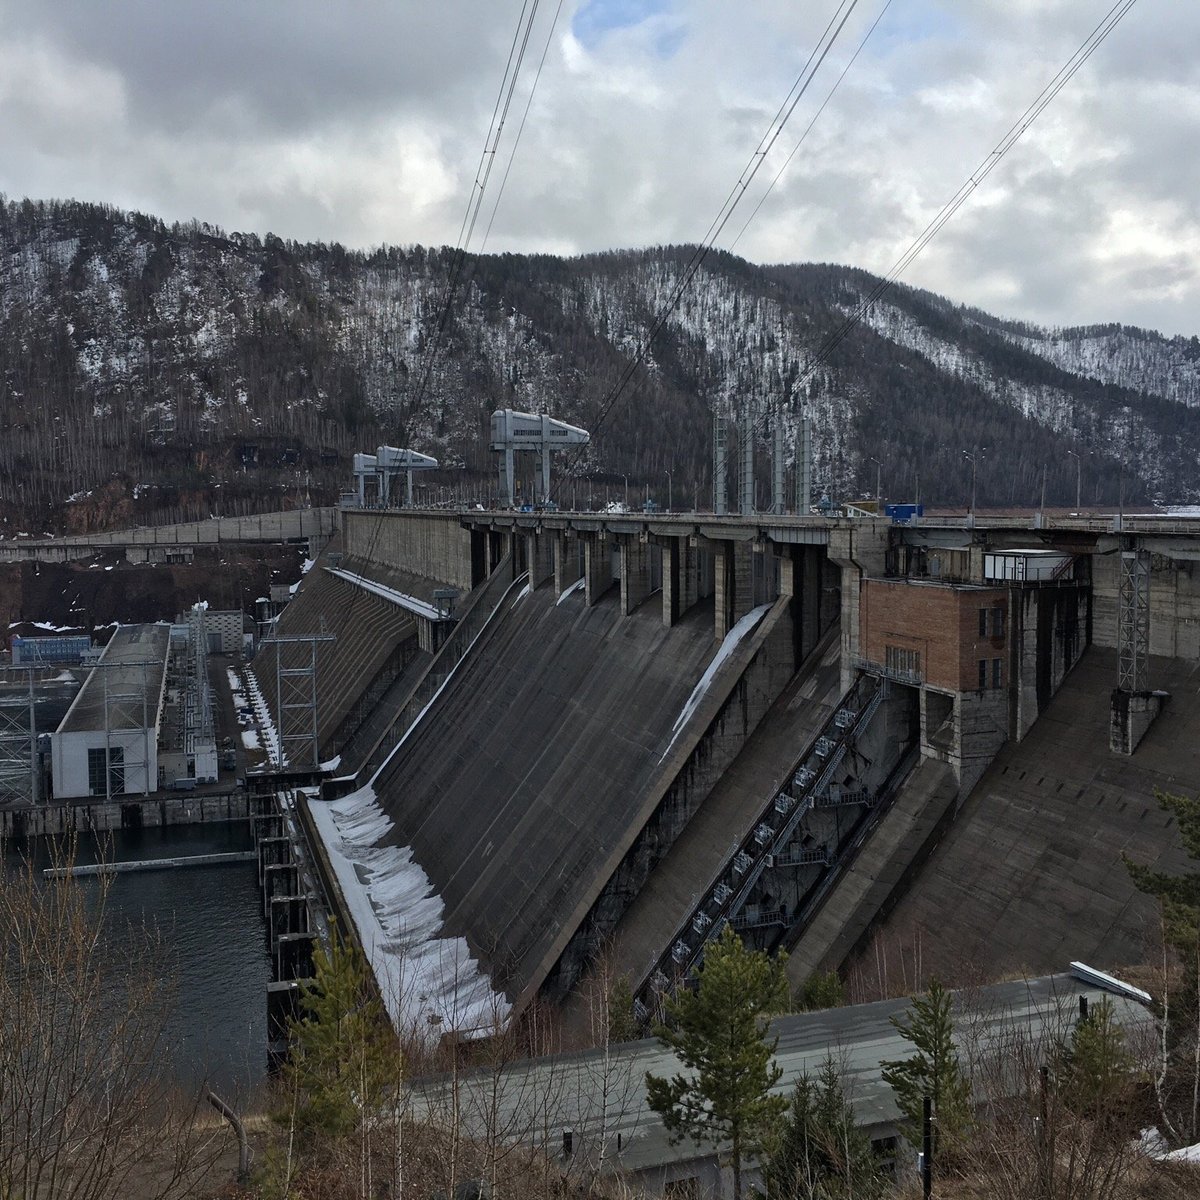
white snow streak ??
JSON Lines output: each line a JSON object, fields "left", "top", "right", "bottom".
{"left": 556, "top": 577, "right": 585, "bottom": 605}
{"left": 327, "top": 567, "right": 443, "bottom": 621}
{"left": 242, "top": 665, "right": 284, "bottom": 766}
{"left": 659, "top": 602, "right": 772, "bottom": 762}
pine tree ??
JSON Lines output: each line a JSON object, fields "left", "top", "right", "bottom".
{"left": 1063, "top": 997, "right": 1134, "bottom": 1120}
{"left": 645, "top": 925, "right": 790, "bottom": 1200}
{"left": 880, "top": 978, "right": 972, "bottom": 1155}
{"left": 761, "top": 1058, "right": 883, "bottom": 1199}
{"left": 284, "top": 923, "right": 400, "bottom": 1142}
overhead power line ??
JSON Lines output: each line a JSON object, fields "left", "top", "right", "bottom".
{"left": 729, "top": 0, "right": 896, "bottom": 253}
{"left": 334, "top": 1, "right": 547, "bottom": 654}
{"left": 552, "top": 0, "right": 864, "bottom": 495}
{"left": 482, "top": 0, "right": 566, "bottom": 252}
{"left": 786, "top": 0, "right": 1139, "bottom": 406}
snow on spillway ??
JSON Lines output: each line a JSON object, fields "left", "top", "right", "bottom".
{"left": 307, "top": 786, "right": 508, "bottom": 1037}
{"left": 556, "top": 577, "right": 585, "bottom": 605}
{"left": 660, "top": 602, "right": 773, "bottom": 762}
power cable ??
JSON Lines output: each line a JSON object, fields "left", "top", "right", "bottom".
{"left": 482, "top": 0, "right": 565, "bottom": 252}
{"left": 330, "top": 1, "right": 545, "bottom": 679}
{"left": 786, "top": 0, "right": 1138, "bottom": 409}
{"left": 728, "top": 0, "right": 896, "bottom": 253}
{"left": 550, "top": 0, "right": 863, "bottom": 498}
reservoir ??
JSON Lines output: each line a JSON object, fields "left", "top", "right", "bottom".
{"left": 4, "top": 820, "right": 271, "bottom": 1101}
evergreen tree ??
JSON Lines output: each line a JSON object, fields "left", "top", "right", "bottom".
{"left": 1062, "top": 997, "right": 1134, "bottom": 1120}
{"left": 284, "top": 923, "right": 400, "bottom": 1142}
{"left": 761, "top": 1058, "right": 883, "bottom": 1200}
{"left": 607, "top": 974, "right": 642, "bottom": 1044}
{"left": 645, "top": 925, "right": 790, "bottom": 1200}
{"left": 797, "top": 970, "right": 844, "bottom": 1012}
{"left": 880, "top": 978, "right": 972, "bottom": 1155}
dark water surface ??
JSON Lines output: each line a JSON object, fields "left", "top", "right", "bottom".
{"left": 5, "top": 822, "right": 271, "bottom": 1101}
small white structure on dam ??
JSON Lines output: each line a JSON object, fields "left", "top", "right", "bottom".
{"left": 490, "top": 408, "right": 589, "bottom": 507}
{"left": 352, "top": 446, "right": 439, "bottom": 507}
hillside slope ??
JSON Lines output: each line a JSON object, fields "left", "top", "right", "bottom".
{"left": 3, "top": 198, "right": 1199, "bottom": 530}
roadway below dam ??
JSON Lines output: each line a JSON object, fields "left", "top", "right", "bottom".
{"left": 362, "top": 576, "right": 730, "bottom": 1009}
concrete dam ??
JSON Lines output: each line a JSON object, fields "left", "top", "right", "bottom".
{"left": 254, "top": 507, "right": 1199, "bottom": 1034}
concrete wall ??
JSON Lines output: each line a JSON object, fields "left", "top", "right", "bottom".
{"left": 1010, "top": 584, "right": 1090, "bottom": 740}
{"left": 1092, "top": 548, "right": 1200, "bottom": 660}
{"left": 0, "top": 791, "right": 251, "bottom": 837}
{"left": 541, "top": 598, "right": 801, "bottom": 1004}
{"left": 829, "top": 523, "right": 889, "bottom": 691}
{"left": 342, "top": 510, "right": 474, "bottom": 592}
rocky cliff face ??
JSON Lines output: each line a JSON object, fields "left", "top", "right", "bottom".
{"left": 3, "top": 198, "right": 1199, "bottom": 531}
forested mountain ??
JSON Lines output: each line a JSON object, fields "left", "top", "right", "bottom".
{"left": 2, "top": 197, "right": 1198, "bottom": 531}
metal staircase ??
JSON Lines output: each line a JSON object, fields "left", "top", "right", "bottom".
{"left": 635, "top": 671, "right": 888, "bottom": 1019}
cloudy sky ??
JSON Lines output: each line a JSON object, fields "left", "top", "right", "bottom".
{"left": 1, "top": 0, "right": 1195, "bottom": 334}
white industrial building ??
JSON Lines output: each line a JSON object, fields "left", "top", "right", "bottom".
{"left": 51, "top": 624, "right": 170, "bottom": 799}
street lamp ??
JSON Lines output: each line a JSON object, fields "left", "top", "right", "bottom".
{"left": 1066, "top": 448, "right": 1085, "bottom": 511}
{"left": 963, "top": 448, "right": 986, "bottom": 518}
{"left": 664, "top": 470, "right": 673, "bottom": 513}
{"left": 869, "top": 456, "right": 883, "bottom": 508}
{"left": 622, "top": 474, "right": 629, "bottom": 510}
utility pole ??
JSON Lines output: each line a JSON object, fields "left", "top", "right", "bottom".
{"left": 870, "top": 456, "right": 883, "bottom": 508}
{"left": 921, "top": 1093, "right": 933, "bottom": 1200}
{"left": 664, "top": 470, "right": 673, "bottom": 513}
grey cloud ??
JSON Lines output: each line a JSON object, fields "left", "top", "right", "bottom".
{"left": 0, "top": 0, "right": 1196, "bottom": 334}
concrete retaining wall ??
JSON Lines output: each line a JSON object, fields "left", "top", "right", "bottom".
{"left": 0, "top": 791, "right": 251, "bottom": 838}
{"left": 343, "top": 509, "right": 474, "bottom": 592}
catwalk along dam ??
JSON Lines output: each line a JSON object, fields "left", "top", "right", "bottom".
{"left": 245, "top": 504, "right": 1197, "bottom": 1036}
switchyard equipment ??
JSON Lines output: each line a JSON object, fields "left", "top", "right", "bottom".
{"left": 352, "top": 446, "right": 439, "bottom": 507}
{"left": 490, "top": 409, "right": 590, "bottom": 507}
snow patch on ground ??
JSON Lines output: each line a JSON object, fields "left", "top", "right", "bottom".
{"left": 307, "top": 785, "right": 508, "bottom": 1037}
{"left": 240, "top": 729, "right": 261, "bottom": 750}
{"left": 242, "top": 665, "right": 284, "bottom": 766}
{"left": 660, "top": 602, "right": 772, "bottom": 762}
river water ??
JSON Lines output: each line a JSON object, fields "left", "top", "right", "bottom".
{"left": 4, "top": 821, "right": 271, "bottom": 1102}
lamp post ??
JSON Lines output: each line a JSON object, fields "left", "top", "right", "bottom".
{"left": 1067, "top": 448, "right": 1084, "bottom": 511}
{"left": 664, "top": 470, "right": 673, "bottom": 513}
{"left": 623, "top": 474, "right": 629, "bottom": 510}
{"left": 869, "top": 456, "right": 883, "bottom": 508}
{"left": 963, "top": 448, "right": 986, "bottom": 519}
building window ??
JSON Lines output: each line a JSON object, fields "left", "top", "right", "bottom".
{"left": 993, "top": 658, "right": 1003, "bottom": 688}
{"left": 991, "top": 606, "right": 1005, "bottom": 638}
{"left": 978, "top": 659, "right": 987, "bottom": 691}
{"left": 87, "top": 746, "right": 125, "bottom": 796}
{"left": 885, "top": 645, "right": 920, "bottom": 677}
{"left": 978, "top": 607, "right": 988, "bottom": 637}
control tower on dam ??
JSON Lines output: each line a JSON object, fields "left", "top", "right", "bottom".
{"left": 271, "top": 506, "right": 1200, "bottom": 1032}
